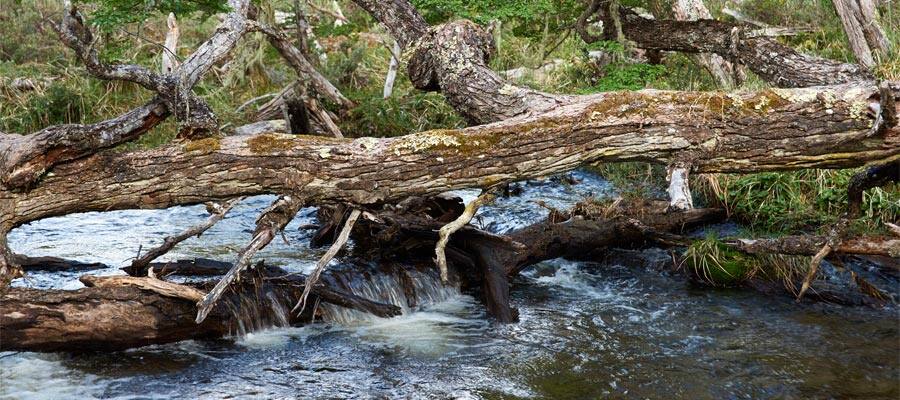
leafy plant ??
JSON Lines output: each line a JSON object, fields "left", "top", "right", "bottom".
{"left": 75, "top": 0, "right": 230, "bottom": 29}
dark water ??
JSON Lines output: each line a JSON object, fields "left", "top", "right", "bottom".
{"left": 2, "top": 171, "right": 898, "bottom": 399}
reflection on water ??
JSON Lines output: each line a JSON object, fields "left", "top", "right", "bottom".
{"left": 2, "top": 171, "right": 898, "bottom": 399}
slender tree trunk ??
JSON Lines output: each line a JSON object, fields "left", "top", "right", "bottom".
{"left": 833, "top": 0, "right": 891, "bottom": 68}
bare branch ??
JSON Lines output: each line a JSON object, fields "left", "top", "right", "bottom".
{"left": 161, "top": 13, "right": 180, "bottom": 73}
{"left": 80, "top": 274, "right": 206, "bottom": 302}
{"left": 195, "top": 196, "right": 302, "bottom": 323}
{"left": 253, "top": 21, "right": 353, "bottom": 109}
{"left": 53, "top": 4, "right": 162, "bottom": 91}
{"left": 436, "top": 190, "right": 496, "bottom": 283}
{"left": 126, "top": 198, "right": 243, "bottom": 276}
{"left": 293, "top": 208, "right": 361, "bottom": 314}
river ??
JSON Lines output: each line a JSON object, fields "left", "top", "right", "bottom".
{"left": 2, "top": 170, "right": 897, "bottom": 399}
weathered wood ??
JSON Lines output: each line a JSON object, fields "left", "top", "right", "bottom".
{"left": 0, "top": 0, "right": 255, "bottom": 189}
{"left": 3, "top": 83, "right": 897, "bottom": 232}
{"left": 161, "top": 13, "right": 180, "bottom": 73}
{"left": 833, "top": 0, "right": 891, "bottom": 68}
{"left": 13, "top": 254, "right": 106, "bottom": 272}
{"left": 435, "top": 190, "right": 496, "bottom": 283}
{"left": 0, "top": 286, "right": 229, "bottom": 352}
{"left": 146, "top": 258, "right": 234, "bottom": 276}
{"left": 256, "top": 21, "right": 353, "bottom": 109}
{"left": 294, "top": 208, "right": 361, "bottom": 314}
{"left": 593, "top": 5, "right": 874, "bottom": 88}
{"left": 672, "top": 0, "right": 740, "bottom": 88}
{"left": 383, "top": 41, "right": 401, "bottom": 98}
{"left": 80, "top": 274, "right": 207, "bottom": 302}
{"left": 729, "top": 235, "right": 900, "bottom": 257}
{"left": 354, "top": 0, "right": 872, "bottom": 125}
{"left": 847, "top": 161, "right": 898, "bottom": 218}
{"left": 1, "top": 265, "right": 402, "bottom": 352}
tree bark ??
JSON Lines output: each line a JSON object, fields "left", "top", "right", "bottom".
{"left": 833, "top": 0, "right": 891, "bottom": 68}
{"left": 1, "top": 286, "right": 230, "bottom": 352}
{"left": 606, "top": 6, "right": 874, "bottom": 88}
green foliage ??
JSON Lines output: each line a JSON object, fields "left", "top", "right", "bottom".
{"left": 411, "top": 0, "right": 580, "bottom": 33}
{"left": 579, "top": 63, "right": 668, "bottom": 92}
{"left": 697, "top": 170, "right": 900, "bottom": 235}
{"left": 75, "top": 0, "right": 230, "bottom": 29}
{"left": 683, "top": 235, "right": 752, "bottom": 286}
{"left": 341, "top": 91, "right": 464, "bottom": 137}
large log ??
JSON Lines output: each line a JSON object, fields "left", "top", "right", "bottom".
{"left": 0, "top": 286, "right": 229, "bottom": 352}
{"left": 3, "top": 83, "right": 897, "bottom": 231}
{"left": 352, "top": 0, "right": 873, "bottom": 124}
{"left": 590, "top": 4, "right": 873, "bottom": 88}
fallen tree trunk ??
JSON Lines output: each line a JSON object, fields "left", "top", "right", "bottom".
{"left": 3, "top": 83, "right": 897, "bottom": 231}
{"left": 592, "top": 4, "right": 874, "bottom": 88}
{"left": 729, "top": 235, "right": 900, "bottom": 257}
{"left": 0, "top": 286, "right": 230, "bottom": 352}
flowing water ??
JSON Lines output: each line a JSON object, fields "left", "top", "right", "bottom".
{"left": 2, "top": 170, "right": 898, "bottom": 399}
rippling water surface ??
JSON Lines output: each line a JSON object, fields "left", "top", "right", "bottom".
{"left": 2, "top": 170, "right": 898, "bottom": 399}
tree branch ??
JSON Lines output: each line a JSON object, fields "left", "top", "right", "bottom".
{"left": 195, "top": 196, "right": 302, "bottom": 323}
{"left": 126, "top": 198, "right": 243, "bottom": 276}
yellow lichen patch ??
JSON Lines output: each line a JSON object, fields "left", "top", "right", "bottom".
{"left": 584, "top": 91, "right": 655, "bottom": 121}
{"left": 771, "top": 87, "right": 830, "bottom": 104}
{"left": 849, "top": 101, "right": 870, "bottom": 120}
{"left": 247, "top": 133, "right": 298, "bottom": 154}
{"left": 744, "top": 89, "right": 790, "bottom": 114}
{"left": 354, "top": 136, "right": 381, "bottom": 152}
{"left": 389, "top": 128, "right": 502, "bottom": 156}
{"left": 391, "top": 129, "right": 461, "bottom": 156}
{"left": 183, "top": 137, "right": 221, "bottom": 154}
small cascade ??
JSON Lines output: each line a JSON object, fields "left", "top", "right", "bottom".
{"left": 224, "top": 283, "right": 292, "bottom": 336}
{"left": 320, "top": 264, "right": 460, "bottom": 325}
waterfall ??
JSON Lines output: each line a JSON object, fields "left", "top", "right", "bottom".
{"left": 320, "top": 265, "right": 459, "bottom": 325}
{"left": 224, "top": 281, "right": 292, "bottom": 336}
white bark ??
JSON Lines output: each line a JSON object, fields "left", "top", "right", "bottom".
{"left": 833, "top": 0, "right": 891, "bottom": 68}
{"left": 673, "top": 0, "right": 740, "bottom": 88}
{"left": 161, "top": 13, "right": 180, "bottom": 74}
{"left": 383, "top": 41, "right": 401, "bottom": 98}
{"left": 667, "top": 166, "right": 693, "bottom": 211}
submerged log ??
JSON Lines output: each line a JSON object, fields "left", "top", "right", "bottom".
{"left": 13, "top": 254, "right": 106, "bottom": 272}
{"left": 346, "top": 196, "right": 724, "bottom": 322}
